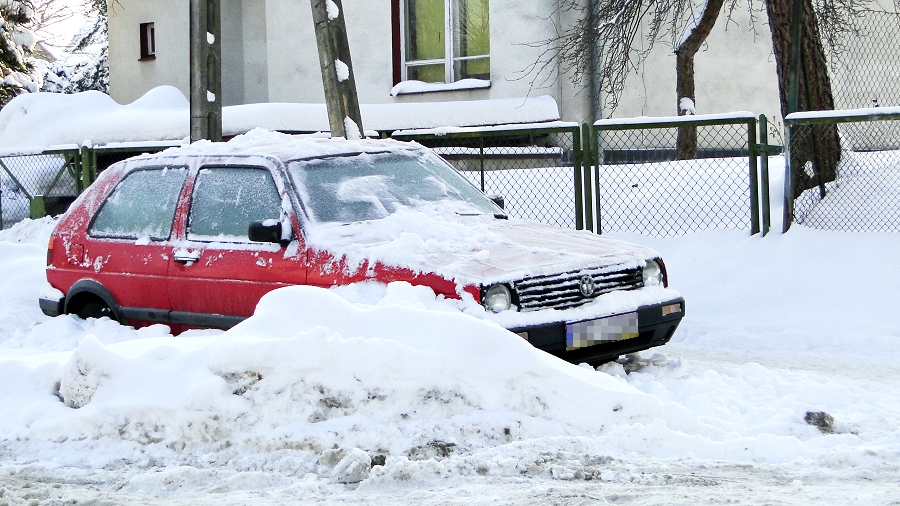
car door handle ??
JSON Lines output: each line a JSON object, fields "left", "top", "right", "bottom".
{"left": 173, "top": 249, "right": 201, "bottom": 265}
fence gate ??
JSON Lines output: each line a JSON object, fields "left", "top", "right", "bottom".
{"left": 590, "top": 114, "right": 764, "bottom": 237}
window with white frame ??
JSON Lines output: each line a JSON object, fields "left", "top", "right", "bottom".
{"left": 403, "top": 0, "right": 490, "bottom": 83}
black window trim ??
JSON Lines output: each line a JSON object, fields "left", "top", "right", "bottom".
{"left": 139, "top": 22, "right": 156, "bottom": 61}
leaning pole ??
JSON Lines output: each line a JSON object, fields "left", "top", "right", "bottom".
{"left": 310, "top": 0, "right": 365, "bottom": 139}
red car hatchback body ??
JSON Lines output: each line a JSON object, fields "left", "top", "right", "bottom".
{"left": 40, "top": 131, "right": 684, "bottom": 365}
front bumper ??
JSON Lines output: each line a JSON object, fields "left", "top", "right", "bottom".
{"left": 510, "top": 297, "right": 685, "bottom": 365}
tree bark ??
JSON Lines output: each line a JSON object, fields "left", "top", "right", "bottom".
{"left": 674, "top": 0, "right": 726, "bottom": 159}
{"left": 766, "top": 0, "right": 841, "bottom": 199}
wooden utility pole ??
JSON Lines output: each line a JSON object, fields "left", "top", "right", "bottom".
{"left": 310, "top": 0, "right": 364, "bottom": 139}
{"left": 190, "top": 0, "right": 223, "bottom": 142}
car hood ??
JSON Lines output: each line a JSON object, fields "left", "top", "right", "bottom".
{"left": 304, "top": 210, "right": 658, "bottom": 285}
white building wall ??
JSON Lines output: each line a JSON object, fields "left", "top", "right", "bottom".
{"left": 611, "top": 7, "right": 782, "bottom": 123}
{"left": 221, "top": 0, "right": 245, "bottom": 106}
{"left": 108, "top": 0, "right": 783, "bottom": 125}
{"left": 108, "top": 0, "right": 190, "bottom": 105}
{"left": 242, "top": 0, "right": 269, "bottom": 103}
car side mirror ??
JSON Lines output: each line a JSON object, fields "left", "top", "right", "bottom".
{"left": 248, "top": 220, "right": 282, "bottom": 244}
{"left": 489, "top": 195, "right": 505, "bottom": 210}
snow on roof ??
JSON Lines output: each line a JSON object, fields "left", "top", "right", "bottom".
{"left": 0, "top": 86, "right": 562, "bottom": 151}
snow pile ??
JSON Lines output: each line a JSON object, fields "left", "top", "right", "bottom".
{"left": 2, "top": 215, "right": 900, "bottom": 500}
{"left": 0, "top": 86, "right": 562, "bottom": 151}
{"left": 0, "top": 277, "right": 700, "bottom": 479}
{"left": 0, "top": 86, "right": 189, "bottom": 153}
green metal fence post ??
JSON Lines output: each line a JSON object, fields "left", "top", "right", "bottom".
{"left": 580, "top": 124, "right": 595, "bottom": 233}
{"left": 30, "top": 195, "right": 46, "bottom": 219}
{"left": 573, "top": 127, "right": 584, "bottom": 230}
{"left": 79, "top": 146, "right": 91, "bottom": 192}
{"left": 591, "top": 124, "right": 602, "bottom": 234}
{"left": 758, "top": 114, "right": 771, "bottom": 236}
{"left": 783, "top": 124, "right": 793, "bottom": 233}
{"left": 88, "top": 148, "right": 98, "bottom": 185}
{"left": 748, "top": 119, "right": 760, "bottom": 235}
{"left": 478, "top": 137, "right": 485, "bottom": 192}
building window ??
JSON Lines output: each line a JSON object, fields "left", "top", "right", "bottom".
{"left": 139, "top": 22, "right": 156, "bottom": 60}
{"left": 401, "top": 0, "right": 489, "bottom": 83}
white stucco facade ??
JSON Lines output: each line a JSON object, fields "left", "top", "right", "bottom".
{"left": 107, "top": 0, "right": 783, "bottom": 126}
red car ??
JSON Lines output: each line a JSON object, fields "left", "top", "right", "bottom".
{"left": 40, "top": 131, "right": 684, "bottom": 365}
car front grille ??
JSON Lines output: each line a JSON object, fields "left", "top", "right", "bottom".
{"left": 514, "top": 265, "right": 644, "bottom": 312}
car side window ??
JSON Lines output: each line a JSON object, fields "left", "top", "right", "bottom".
{"left": 188, "top": 167, "right": 282, "bottom": 242}
{"left": 90, "top": 167, "right": 188, "bottom": 240}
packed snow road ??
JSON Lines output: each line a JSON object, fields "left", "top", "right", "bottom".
{"left": 0, "top": 218, "right": 898, "bottom": 505}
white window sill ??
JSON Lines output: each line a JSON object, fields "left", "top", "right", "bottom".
{"left": 390, "top": 79, "right": 491, "bottom": 97}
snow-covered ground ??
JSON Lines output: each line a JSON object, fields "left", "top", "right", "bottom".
{"left": 1, "top": 200, "right": 899, "bottom": 503}
{"left": 794, "top": 149, "right": 900, "bottom": 232}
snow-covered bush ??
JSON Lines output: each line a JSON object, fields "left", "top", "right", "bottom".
{"left": 34, "top": 0, "right": 108, "bottom": 95}
{"left": 1, "top": 0, "right": 42, "bottom": 106}
{"left": 34, "top": 46, "right": 107, "bottom": 94}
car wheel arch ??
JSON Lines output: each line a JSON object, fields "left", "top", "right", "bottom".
{"left": 64, "top": 280, "right": 124, "bottom": 323}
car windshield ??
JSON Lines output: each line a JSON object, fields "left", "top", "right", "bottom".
{"left": 287, "top": 150, "right": 501, "bottom": 223}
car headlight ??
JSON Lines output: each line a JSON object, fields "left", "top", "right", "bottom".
{"left": 643, "top": 260, "right": 663, "bottom": 287}
{"left": 483, "top": 284, "right": 512, "bottom": 313}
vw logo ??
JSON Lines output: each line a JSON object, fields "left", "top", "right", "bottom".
{"left": 579, "top": 275, "right": 596, "bottom": 297}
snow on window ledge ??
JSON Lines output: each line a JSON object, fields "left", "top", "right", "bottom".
{"left": 390, "top": 79, "right": 491, "bottom": 97}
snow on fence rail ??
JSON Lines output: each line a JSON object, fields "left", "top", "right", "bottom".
{"left": 785, "top": 109, "right": 900, "bottom": 233}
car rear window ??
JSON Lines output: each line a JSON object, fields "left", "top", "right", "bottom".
{"left": 187, "top": 167, "right": 282, "bottom": 242}
{"left": 287, "top": 151, "right": 499, "bottom": 223}
{"left": 89, "top": 167, "right": 188, "bottom": 240}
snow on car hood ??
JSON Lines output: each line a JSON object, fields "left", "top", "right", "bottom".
{"left": 303, "top": 207, "right": 660, "bottom": 285}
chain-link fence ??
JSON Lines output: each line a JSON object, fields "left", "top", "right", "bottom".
{"left": 0, "top": 151, "right": 81, "bottom": 229}
{"left": 786, "top": 111, "right": 900, "bottom": 232}
{"left": 0, "top": 144, "right": 177, "bottom": 230}
{"left": 592, "top": 114, "right": 763, "bottom": 236}
{"left": 826, "top": 9, "right": 900, "bottom": 110}
{"left": 393, "top": 125, "right": 583, "bottom": 229}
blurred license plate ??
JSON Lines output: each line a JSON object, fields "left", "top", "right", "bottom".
{"left": 566, "top": 312, "right": 639, "bottom": 350}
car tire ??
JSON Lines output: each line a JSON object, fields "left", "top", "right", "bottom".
{"left": 76, "top": 301, "right": 116, "bottom": 321}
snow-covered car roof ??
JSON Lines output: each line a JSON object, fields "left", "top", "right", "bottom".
{"left": 128, "top": 129, "right": 424, "bottom": 165}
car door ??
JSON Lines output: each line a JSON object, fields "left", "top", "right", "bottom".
{"left": 81, "top": 166, "right": 189, "bottom": 319}
{"left": 166, "top": 164, "right": 307, "bottom": 326}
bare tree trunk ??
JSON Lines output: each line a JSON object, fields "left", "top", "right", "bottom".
{"left": 766, "top": 0, "right": 841, "bottom": 199}
{"left": 674, "top": 0, "right": 726, "bottom": 159}
{"left": 675, "top": 51, "right": 698, "bottom": 159}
